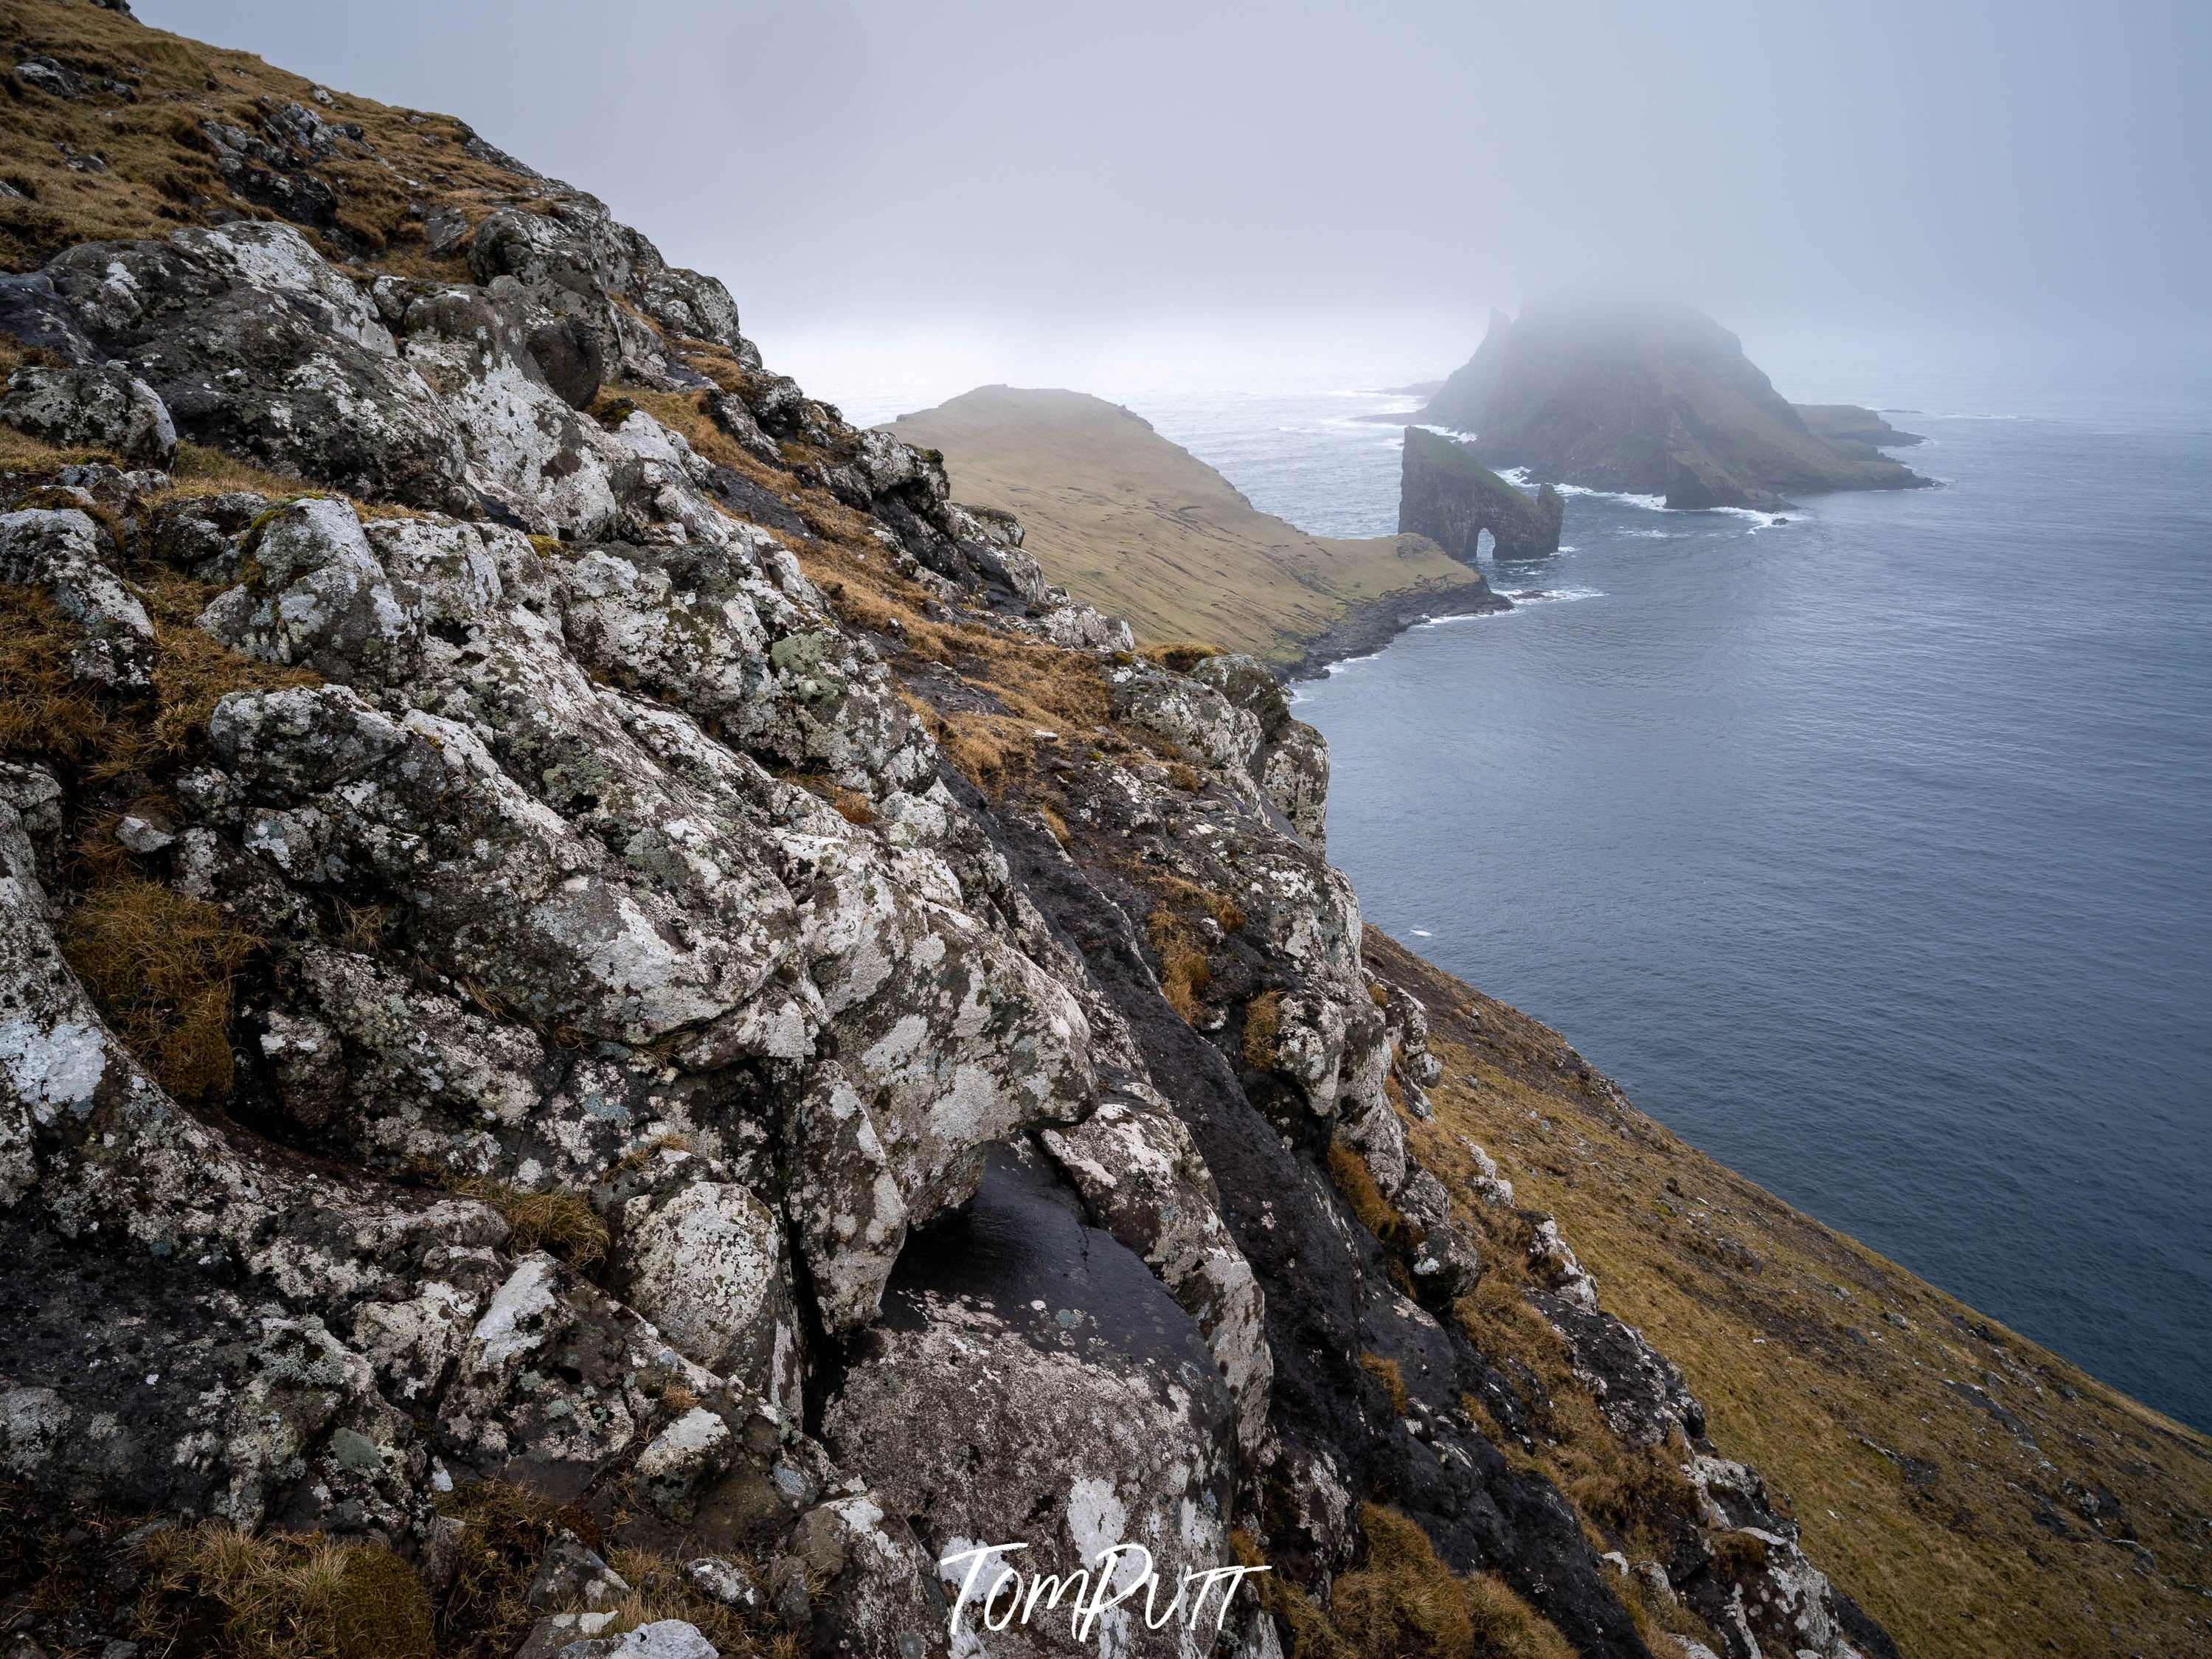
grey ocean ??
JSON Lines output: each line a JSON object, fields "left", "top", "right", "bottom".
{"left": 1127, "top": 336, "right": 2212, "bottom": 1431}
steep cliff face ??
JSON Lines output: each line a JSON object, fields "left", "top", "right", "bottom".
{"left": 0, "top": 10, "right": 2206, "bottom": 1659}
{"left": 1398, "top": 427, "right": 1563, "bottom": 564}
{"left": 1418, "top": 303, "right": 1930, "bottom": 510}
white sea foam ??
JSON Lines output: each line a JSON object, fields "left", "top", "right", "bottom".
{"left": 1495, "top": 586, "right": 1603, "bottom": 604}
{"left": 1410, "top": 929, "right": 1434, "bottom": 938}
{"left": 1320, "top": 649, "right": 1387, "bottom": 676}
{"left": 1494, "top": 465, "right": 1671, "bottom": 512}
{"left": 1414, "top": 609, "right": 1514, "bottom": 630}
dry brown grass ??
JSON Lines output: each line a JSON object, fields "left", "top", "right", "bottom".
{"left": 167, "top": 440, "right": 312, "bottom": 496}
{"left": 0, "top": 421, "right": 116, "bottom": 472}
{"left": 0, "top": 582, "right": 113, "bottom": 761}
{"left": 454, "top": 1181, "right": 608, "bottom": 1269}
{"left": 1239, "top": 1507, "right": 1573, "bottom": 1659}
{"left": 61, "top": 876, "right": 255, "bottom": 1099}
{"left": 431, "top": 1482, "right": 599, "bottom": 1659}
{"left": 0, "top": 566, "right": 318, "bottom": 780}
{"left": 1141, "top": 641, "right": 1227, "bottom": 673}
{"left": 1327, "top": 1142, "right": 1410, "bottom": 1247}
{"left": 136, "top": 1522, "right": 433, "bottom": 1659}
{"left": 1241, "top": 989, "right": 1282, "bottom": 1071}
{"left": 1, "top": 545, "right": 322, "bottom": 1103}
{"left": 1145, "top": 906, "right": 1212, "bottom": 1023}
{"left": 1365, "top": 928, "right": 2212, "bottom": 1659}
{"left": 1359, "top": 1353, "right": 1410, "bottom": 1417}
{"left": 1156, "top": 872, "right": 1244, "bottom": 932}
{"left": 933, "top": 709, "right": 1038, "bottom": 795}
{"left": 0, "top": 0, "right": 571, "bottom": 272}
{"left": 603, "top": 1547, "right": 794, "bottom": 1658}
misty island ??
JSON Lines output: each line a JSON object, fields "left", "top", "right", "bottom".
{"left": 0, "top": 7, "right": 2204, "bottom": 1659}
{"left": 1415, "top": 299, "right": 1931, "bottom": 510}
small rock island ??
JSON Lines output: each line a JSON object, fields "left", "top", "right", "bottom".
{"left": 1418, "top": 299, "right": 1932, "bottom": 509}
{"left": 1398, "top": 424, "right": 1564, "bottom": 561}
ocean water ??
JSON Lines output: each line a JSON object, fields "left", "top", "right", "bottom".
{"left": 1108, "top": 340, "right": 2212, "bottom": 1431}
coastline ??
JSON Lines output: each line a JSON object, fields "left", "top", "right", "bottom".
{"left": 1277, "top": 572, "right": 1508, "bottom": 681}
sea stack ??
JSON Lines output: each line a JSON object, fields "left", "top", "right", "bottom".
{"left": 1398, "top": 424, "right": 1564, "bottom": 560}
{"left": 1418, "top": 298, "right": 1932, "bottom": 508}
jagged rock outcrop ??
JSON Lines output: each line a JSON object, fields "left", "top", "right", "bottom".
{"left": 1398, "top": 425, "right": 1564, "bottom": 561}
{"left": 0, "top": 13, "right": 1907, "bottom": 1659}
{"left": 1418, "top": 300, "right": 1932, "bottom": 509}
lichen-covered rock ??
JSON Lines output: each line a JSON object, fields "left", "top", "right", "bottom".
{"left": 1041, "top": 1089, "right": 1272, "bottom": 1455}
{"left": 395, "top": 284, "right": 634, "bottom": 536}
{"left": 1190, "top": 654, "right": 1330, "bottom": 853}
{"left": 0, "top": 44, "right": 1904, "bottom": 1659}
{"left": 827, "top": 1151, "right": 1237, "bottom": 1659}
{"left": 1110, "top": 654, "right": 1331, "bottom": 853}
{"left": 552, "top": 1619, "right": 721, "bottom": 1659}
{"left": 205, "top": 682, "right": 799, "bottom": 1043}
{"left": 616, "top": 1180, "right": 799, "bottom": 1411}
{"left": 787, "top": 1494, "right": 951, "bottom": 1659}
{"left": 200, "top": 494, "right": 422, "bottom": 685}
{"left": 549, "top": 533, "right": 936, "bottom": 794}
{"left": 0, "top": 362, "right": 176, "bottom": 468}
{"left": 0, "top": 506, "right": 154, "bottom": 690}
{"left": 466, "top": 197, "right": 743, "bottom": 388}
{"left": 44, "top": 223, "right": 474, "bottom": 510}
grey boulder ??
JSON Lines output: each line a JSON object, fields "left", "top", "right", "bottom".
{"left": 0, "top": 363, "right": 176, "bottom": 469}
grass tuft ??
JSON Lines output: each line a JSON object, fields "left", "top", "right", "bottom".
{"left": 1145, "top": 907, "right": 1212, "bottom": 1023}
{"left": 1327, "top": 1143, "right": 1410, "bottom": 1247}
{"left": 1359, "top": 1352, "right": 1410, "bottom": 1417}
{"left": 1329, "top": 1506, "right": 1574, "bottom": 1659}
{"left": 431, "top": 1482, "right": 599, "bottom": 1659}
{"left": 1242, "top": 990, "right": 1281, "bottom": 1072}
{"left": 1140, "top": 641, "right": 1227, "bottom": 673}
{"left": 1233, "top": 1510, "right": 1574, "bottom": 1659}
{"left": 136, "top": 1522, "right": 434, "bottom": 1659}
{"left": 455, "top": 1181, "right": 609, "bottom": 1268}
{"left": 62, "top": 876, "right": 257, "bottom": 1100}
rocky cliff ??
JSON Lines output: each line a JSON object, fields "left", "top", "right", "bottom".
{"left": 1398, "top": 427, "right": 1564, "bottom": 563}
{"left": 0, "top": 9, "right": 2208, "bottom": 1659}
{"left": 1418, "top": 303, "right": 1931, "bottom": 510}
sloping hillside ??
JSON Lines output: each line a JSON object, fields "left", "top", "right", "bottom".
{"left": 1367, "top": 932, "right": 2212, "bottom": 1659}
{"left": 889, "top": 385, "right": 1491, "bottom": 665}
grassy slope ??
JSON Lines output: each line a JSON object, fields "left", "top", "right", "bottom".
{"left": 1367, "top": 930, "right": 2212, "bottom": 1659}
{"left": 0, "top": 0, "right": 565, "bottom": 274}
{"left": 887, "top": 386, "right": 1483, "bottom": 662}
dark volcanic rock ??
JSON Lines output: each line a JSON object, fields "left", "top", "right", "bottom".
{"left": 1398, "top": 425, "right": 1564, "bottom": 560}
{"left": 1419, "top": 299, "right": 1932, "bottom": 508}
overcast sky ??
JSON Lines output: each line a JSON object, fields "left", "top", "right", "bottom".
{"left": 141, "top": 1, "right": 2211, "bottom": 394}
